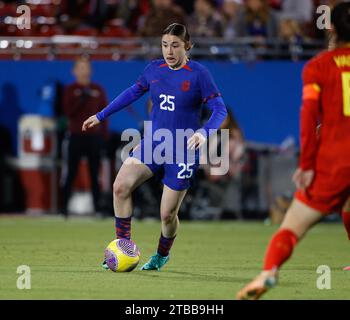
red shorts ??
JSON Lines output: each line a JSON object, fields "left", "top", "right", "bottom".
{"left": 295, "top": 168, "right": 350, "bottom": 214}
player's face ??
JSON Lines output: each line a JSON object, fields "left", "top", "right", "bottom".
{"left": 161, "top": 35, "right": 187, "bottom": 69}
{"left": 73, "top": 60, "right": 91, "bottom": 83}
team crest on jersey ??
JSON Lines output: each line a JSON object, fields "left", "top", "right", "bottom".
{"left": 181, "top": 80, "right": 191, "bottom": 92}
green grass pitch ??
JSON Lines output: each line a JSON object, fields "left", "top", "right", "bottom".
{"left": 0, "top": 216, "right": 349, "bottom": 300}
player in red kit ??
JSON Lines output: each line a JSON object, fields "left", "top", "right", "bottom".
{"left": 237, "top": 2, "right": 350, "bottom": 300}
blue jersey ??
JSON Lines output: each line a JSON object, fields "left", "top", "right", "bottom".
{"left": 136, "top": 59, "right": 222, "bottom": 135}
{"left": 96, "top": 59, "right": 227, "bottom": 191}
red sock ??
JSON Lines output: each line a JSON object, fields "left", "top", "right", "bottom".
{"left": 157, "top": 233, "right": 176, "bottom": 257}
{"left": 115, "top": 217, "right": 131, "bottom": 240}
{"left": 263, "top": 229, "right": 298, "bottom": 271}
{"left": 342, "top": 211, "right": 350, "bottom": 241}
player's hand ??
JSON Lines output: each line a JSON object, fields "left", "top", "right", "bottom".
{"left": 82, "top": 115, "right": 100, "bottom": 131}
{"left": 187, "top": 132, "right": 206, "bottom": 150}
{"left": 292, "top": 168, "right": 314, "bottom": 191}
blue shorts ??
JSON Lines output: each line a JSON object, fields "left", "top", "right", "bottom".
{"left": 129, "top": 139, "right": 199, "bottom": 191}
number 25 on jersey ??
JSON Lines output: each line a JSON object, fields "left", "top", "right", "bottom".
{"left": 159, "top": 94, "right": 175, "bottom": 111}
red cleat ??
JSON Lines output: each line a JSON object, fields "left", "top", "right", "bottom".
{"left": 343, "top": 266, "right": 350, "bottom": 271}
{"left": 236, "top": 270, "right": 278, "bottom": 300}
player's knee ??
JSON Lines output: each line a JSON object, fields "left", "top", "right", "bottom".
{"left": 113, "top": 181, "right": 131, "bottom": 200}
{"left": 160, "top": 209, "right": 177, "bottom": 224}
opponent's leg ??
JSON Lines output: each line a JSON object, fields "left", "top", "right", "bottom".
{"left": 141, "top": 185, "right": 187, "bottom": 271}
{"left": 342, "top": 198, "right": 350, "bottom": 270}
{"left": 237, "top": 198, "right": 323, "bottom": 300}
{"left": 342, "top": 197, "right": 350, "bottom": 241}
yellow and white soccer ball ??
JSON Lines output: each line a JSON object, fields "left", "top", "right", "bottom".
{"left": 104, "top": 239, "right": 140, "bottom": 272}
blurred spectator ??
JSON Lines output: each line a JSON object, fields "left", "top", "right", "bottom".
{"left": 188, "top": 0, "right": 223, "bottom": 38}
{"left": 88, "top": 0, "right": 109, "bottom": 30}
{"left": 0, "top": 83, "right": 21, "bottom": 156}
{"left": 277, "top": 0, "right": 314, "bottom": 24}
{"left": 115, "top": 0, "right": 151, "bottom": 33}
{"left": 57, "top": 0, "right": 89, "bottom": 33}
{"left": 236, "top": 0, "right": 278, "bottom": 40}
{"left": 1, "top": 0, "right": 24, "bottom": 3}
{"left": 138, "top": 0, "right": 186, "bottom": 37}
{"left": 268, "top": 0, "right": 282, "bottom": 10}
{"left": 61, "top": 56, "right": 108, "bottom": 217}
{"left": 198, "top": 109, "right": 245, "bottom": 217}
{"left": 318, "top": 0, "right": 342, "bottom": 9}
{"left": 175, "top": 0, "right": 196, "bottom": 14}
{"left": 278, "top": 18, "right": 304, "bottom": 60}
{"left": 58, "top": 0, "right": 109, "bottom": 33}
{"left": 279, "top": 18, "right": 303, "bottom": 43}
{"left": 202, "top": 109, "right": 244, "bottom": 182}
{"left": 222, "top": 0, "right": 242, "bottom": 40}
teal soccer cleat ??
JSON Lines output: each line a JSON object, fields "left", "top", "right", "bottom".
{"left": 101, "top": 259, "right": 109, "bottom": 270}
{"left": 140, "top": 253, "right": 169, "bottom": 271}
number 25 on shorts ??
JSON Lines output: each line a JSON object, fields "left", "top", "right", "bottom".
{"left": 177, "top": 163, "right": 194, "bottom": 179}
{"left": 342, "top": 72, "right": 350, "bottom": 116}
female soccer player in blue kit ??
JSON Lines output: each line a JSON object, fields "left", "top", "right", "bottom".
{"left": 82, "top": 23, "right": 227, "bottom": 271}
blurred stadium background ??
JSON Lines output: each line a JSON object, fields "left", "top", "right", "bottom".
{"left": 0, "top": 0, "right": 339, "bottom": 221}
{"left": 2, "top": 0, "right": 350, "bottom": 301}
